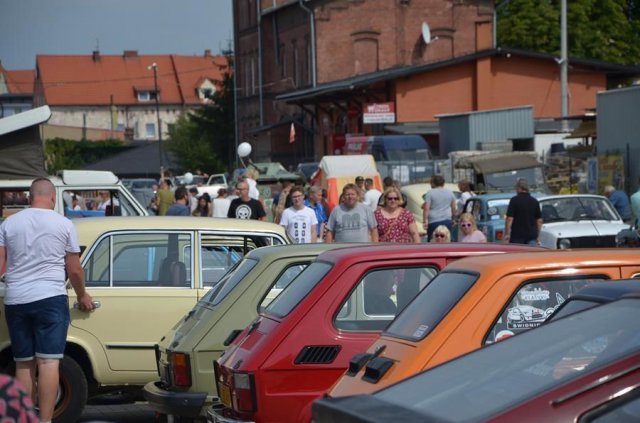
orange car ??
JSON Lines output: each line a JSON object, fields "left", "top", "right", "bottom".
{"left": 328, "top": 249, "right": 640, "bottom": 398}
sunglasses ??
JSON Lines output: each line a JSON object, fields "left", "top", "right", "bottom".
{"left": 460, "top": 223, "right": 472, "bottom": 228}
{"left": 387, "top": 197, "right": 399, "bottom": 201}
{"left": 434, "top": 233, "right": 446, "bottom": 238}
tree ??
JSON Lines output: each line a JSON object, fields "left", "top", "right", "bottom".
{"left": 497, "top": 0, "right": 640, "bottom": 65}
{"left": 167, "top": 51, "right": 235, "bottom": 174}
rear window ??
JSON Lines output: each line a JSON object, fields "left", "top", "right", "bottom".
{"left": 199, "top": 258, "right": 259, "bottom": 306}
{"left": 385, "top": 271, "right": 478, "bottom": 341}
{"left": 263, "top": 262, "right": 332, "bottom": 318}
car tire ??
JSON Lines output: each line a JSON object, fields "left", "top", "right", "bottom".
{"left": 52, "top": 355, "right": 88, "bottom": 423}
{"left": 1, "top": 355, "right": 88, "bottom": 423}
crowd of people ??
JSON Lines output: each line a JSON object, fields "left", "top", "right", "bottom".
{"left": 146, "top": 169, "right": 640, "bottom": 246}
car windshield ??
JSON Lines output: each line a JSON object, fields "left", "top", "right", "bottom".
{"left": 198, "top": 257, "right": 259, "bottom": 306}
{"left": 540, "top": 197, "right": 619, "bottom": 223}
{"left": 384, "top": 271, "right": 478, "bottom": 341}
{"left": 373, "top": 299, "right": 640, "bottom": 422}
{"left": 263, "top": 262, "right": 332, "bottom": 318}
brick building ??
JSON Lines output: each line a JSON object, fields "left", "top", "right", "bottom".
{"left": 234, "top": 0, "right": 640, "bottom": 165}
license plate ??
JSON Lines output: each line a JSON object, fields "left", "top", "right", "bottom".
{"left": 219, "top": 384, "right": 232, "bottom": 408}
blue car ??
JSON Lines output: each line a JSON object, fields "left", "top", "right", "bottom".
{"left": 460, "top": 193, "right": 516, "bottom": 242}
{"left": 461, "top": 193, "right": 547, "bottom": 242}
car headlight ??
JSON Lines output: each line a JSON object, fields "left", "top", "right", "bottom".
{"left": 557, "top": 238, "right": 571, "bottom": 249}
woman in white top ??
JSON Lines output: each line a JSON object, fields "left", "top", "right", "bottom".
{"left": 212, "top": 188, "right": 232, "bottom": 218}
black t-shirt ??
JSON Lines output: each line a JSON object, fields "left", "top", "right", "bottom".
{"left": 506, "top": 192, "right": 542, "bottom": 241}
{"left": 227, "top": 198, "right": 266, "bottom": 220}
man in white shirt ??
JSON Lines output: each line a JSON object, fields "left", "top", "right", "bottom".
{"left": 363, "top": 178, "right": 382, "bottom": 211}
{"left": 0, "top": 178, "right": 94, "bottom": 423}
{"left": 279, "top": 186, "right": 318, "bottom": 243}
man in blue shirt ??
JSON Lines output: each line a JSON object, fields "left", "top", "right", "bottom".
{"left": 630, "top": 179, "right": 640, "bottom": 227}
{"left": 166, "top": 187, "right": 191, "bottom": 216}
{"left": 604, "top": 185, "right": 632, "bottom": 225}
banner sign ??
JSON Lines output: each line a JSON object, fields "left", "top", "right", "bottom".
{"left": 363, "top": 102, "right": 396, "bottom": 124}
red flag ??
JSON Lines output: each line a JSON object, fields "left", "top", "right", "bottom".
{"left": 289, "top": 122, "right": 296, "bottom": 144}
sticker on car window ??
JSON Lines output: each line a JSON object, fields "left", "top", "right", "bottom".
{"left": 413, "top": 324, "right": 429, "bottom": 338}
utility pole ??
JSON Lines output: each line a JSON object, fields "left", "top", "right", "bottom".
{"left": 149, "top": 62, "right": 164, "bottom": 178}
{"left": 560, "top": 0, "right": 569, "bottom": 131}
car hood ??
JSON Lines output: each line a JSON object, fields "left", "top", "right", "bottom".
{"left": 542, "top": 220, "right": 628, "bottom": 237}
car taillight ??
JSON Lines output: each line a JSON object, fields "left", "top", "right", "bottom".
{"left": 170, "top": 352, "right": 191, "bottom": 387}
{"left": 495, "top": 229, "right": 503, "bottom": 240}
{"left": 232, "top": 372, "right": 257, "bottom": 412}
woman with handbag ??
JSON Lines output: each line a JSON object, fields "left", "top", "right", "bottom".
{"left": 374, "top": 187, "right": 421, "bottom": 243}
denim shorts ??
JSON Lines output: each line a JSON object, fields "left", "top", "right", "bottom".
{"left": 5, "top": 295, "right": 70, "bottom": 361}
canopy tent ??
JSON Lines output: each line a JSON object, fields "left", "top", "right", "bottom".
{"left": 316, "top": 155, "right": 382, "bottom": 210}
{"left": 0, "top": 106, "right": 50, "bottom": 179}
{"left": 455, "top": 151, "right": 541, "bottom": 174}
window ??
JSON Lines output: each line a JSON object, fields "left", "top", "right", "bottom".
{"left": 260, "top": 263, "right": 309, "bottom": 310}
{"left": 145, "top": 123, "right": 156, "bottom": 139}
{"left": 385, "top": 271, "right": 478, "bottom": 341}
{"left": 484, "top": 276, "right": 608, "bottom": 344}
{"left": 582, "top": 389, "right": 640, "bottom": 422}
{"left": 264, "top": 262, "right": 332, "bottom": 318}
{"left": 83, "top": 232, "right": 192, "bottom": 288}
{"left": 137, "top": 90, "right": 158, "bottom": 102}
{"left": 200, "top": 258, "right": 259, "bottom": 306}
{"left": 336, "top": 267, "right": 439, "bottom": 332}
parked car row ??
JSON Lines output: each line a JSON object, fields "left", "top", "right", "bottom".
{"left": 1, "top": 188, "right": 636, "bottom": 422}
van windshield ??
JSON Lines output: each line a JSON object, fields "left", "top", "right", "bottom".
{"left": 263, "top": 262, "right": 332, "bottom": 318}
{"left": 385, "top": 271, "right": 478, "bottom": 341}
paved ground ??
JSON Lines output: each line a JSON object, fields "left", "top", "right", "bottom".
{"left": 78, "top": 401, "right": 158, "bottom": 422}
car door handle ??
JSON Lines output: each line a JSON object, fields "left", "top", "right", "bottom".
{"left": 73, "top": 301, "right": 101, "bottom": 309}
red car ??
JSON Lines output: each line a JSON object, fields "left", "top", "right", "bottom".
{"left": 208, "top": 243, "right": 540, "bottom": 423}
{"left": 312, "top": 295, "right": 640, "bottom": 423}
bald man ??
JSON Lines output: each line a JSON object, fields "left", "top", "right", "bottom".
{"left": 0, "top": 177, "right": 94, "bottom": 423}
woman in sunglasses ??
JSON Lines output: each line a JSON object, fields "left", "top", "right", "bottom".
{"left": 374, "top": 187, "right": 421, "bottom": 243}
{"left": 458, "top": 212, "right": 487, "bottom": 243}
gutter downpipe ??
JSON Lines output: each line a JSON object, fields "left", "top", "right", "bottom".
{"left": 257, "top": 0, "right": 264, "bottom": 127}
{"left": 298, "top": 0, "right": 317, "bottom": 88}
{"left": 232, "top": 0, "right": 240, "bottom": 168}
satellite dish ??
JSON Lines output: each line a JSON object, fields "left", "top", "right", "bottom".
{"left": 421, "top": 22, "right": 431, "bottom": 44}
{"left": 237, "top": 142, "right": 252, "bottom": 158}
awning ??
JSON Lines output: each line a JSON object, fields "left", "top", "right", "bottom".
{"left": 564, "top": 120, "right": 596, "bottom": 139}
{"left": 456, "top": 152, "right": 541, "bottom": 174}
{"left": 384, "top": 121, "right": 440, "bottom": 135}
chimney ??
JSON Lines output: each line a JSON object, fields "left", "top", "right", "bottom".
{"left": 123, "top": 50, "right": 138, "bottom": 58}
{"left": 204, "top": 49, "right": 212, "bottom": 57}
{"left": 92, "top": 50, "right": 100, "bottom": 62}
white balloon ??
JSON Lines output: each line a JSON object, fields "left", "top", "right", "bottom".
{"left": 183, "top": 172, "right": 194, "bottom": 184}
{"left": 237, "top": 142, "right": 252, "bottom": 158}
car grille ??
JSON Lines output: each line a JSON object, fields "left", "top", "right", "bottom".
{"left": 570, "top": 235, "right": 617, "bottom": 248}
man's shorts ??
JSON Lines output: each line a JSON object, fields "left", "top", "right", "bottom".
{"left": 5, "top": 295, "right": 70, "bottom": 361}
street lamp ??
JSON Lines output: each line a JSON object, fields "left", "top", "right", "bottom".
{"left": 148, "top": 62, "right": 164, "bottom": 177}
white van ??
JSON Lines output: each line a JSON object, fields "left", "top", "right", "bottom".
{"left": 0, "top": 170, "right": 149, "bottom": 220}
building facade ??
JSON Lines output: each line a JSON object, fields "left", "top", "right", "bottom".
{"left": 33, "top": 50, "right": 228, "bottom": 142}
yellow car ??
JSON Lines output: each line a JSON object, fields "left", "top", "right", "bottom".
{"left": 401, "top": 183, "right": 460, "bottom": 236}
{"left": 0, "top": 216, "right": 289, "bottom": 422}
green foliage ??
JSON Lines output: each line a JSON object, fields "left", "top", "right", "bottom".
{"left": 44, "top": 138, "right": 126, "bottom": 174}
{"left": 167, "top": 53, "right": 235, "bottom": 174}
{"left": 497, "top": 0, "right": 640, "bottom": 65}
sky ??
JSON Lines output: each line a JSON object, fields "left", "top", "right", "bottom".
{"left": 0, "top": 0, "right": 233, "bottom": 70}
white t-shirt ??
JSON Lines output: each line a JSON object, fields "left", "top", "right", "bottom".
{"left": 0, "top": 208, "right": 80, "bottom": 305}
{"left": 212, "top": 198, "right": 232, "bottom": 218}
{"left": 246, "top": 178, "right": 260, "bottom": 200}
{"left": 279, "top": 206, "right": 318, "bottom": 244}
{"left": 364, "top": 189, "right": 382, "bottom": 211}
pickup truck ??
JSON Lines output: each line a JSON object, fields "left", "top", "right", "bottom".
{"left": 196, "top": 174, "right": 229, "bottom": 198}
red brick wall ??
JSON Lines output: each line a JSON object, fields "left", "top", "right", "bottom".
{"left": 395, "top": 55, "right": 607, "bottom": 122}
